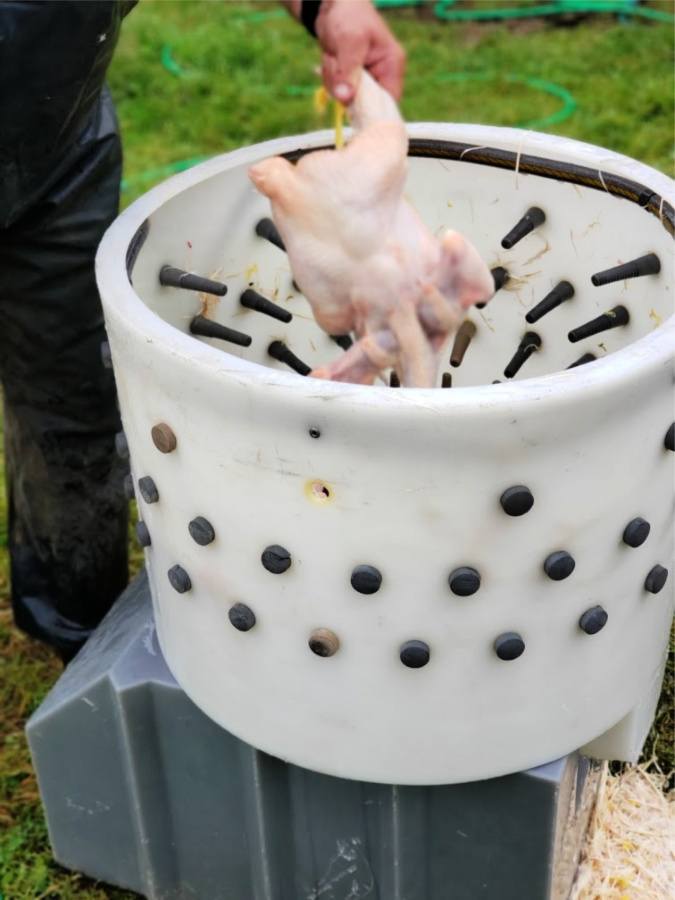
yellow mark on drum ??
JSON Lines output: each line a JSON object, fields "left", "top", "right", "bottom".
{"left": 305, "top": 480, "right": 333, "bottom": 504}
{"left": 649, "top": 308, "right": 663, "bottom": 327}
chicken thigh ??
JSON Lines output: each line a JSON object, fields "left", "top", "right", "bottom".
{"left": 249, "top": 71, "right": 494, "bottom": 387}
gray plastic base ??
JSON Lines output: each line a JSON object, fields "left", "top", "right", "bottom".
{"left": 27, "top": 572, "right": 599, "bottom": 900}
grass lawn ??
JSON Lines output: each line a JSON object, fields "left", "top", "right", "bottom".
{"left": 1, "top": 2, "right": 673, "bottom": 897}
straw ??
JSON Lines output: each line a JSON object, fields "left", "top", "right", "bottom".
{"left": 571, "top": 763, "right": 675, "bottom": 899}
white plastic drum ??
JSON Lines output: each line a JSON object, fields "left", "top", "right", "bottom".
{"left": 96, "top": 124, "right": 674, "bottom": 785}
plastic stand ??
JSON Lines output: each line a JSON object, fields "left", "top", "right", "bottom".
{"left": 27, "top": 572, "right": 599, "bottom": 900}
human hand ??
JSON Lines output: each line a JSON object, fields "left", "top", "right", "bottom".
{"left": 315, "top": 0, "right": 406, "bottom": 103}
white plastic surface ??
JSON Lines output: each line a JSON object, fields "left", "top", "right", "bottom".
{"left": 96, "top": 125, "right": 674, "bottom": 784}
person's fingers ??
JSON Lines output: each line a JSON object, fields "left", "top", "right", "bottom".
{"left": 330, "top": 31, "right": 369, "bottom": 101}
{"left": 317, "top": 2, "right": 376, "bottom": 101}
{"left": 366, "top": 41, "right": 406, "bottom": 100}
{"left": 323, "top": 38, "right": 405, "bottom": 103}
{"left": 333, "top": 81, "right": 354, "bottom": 104}
{"left": 321, "top": 54, "right": 355, "bottom": 104}
{"left": 316, "top": 1, "right": 406, "bottom": 102}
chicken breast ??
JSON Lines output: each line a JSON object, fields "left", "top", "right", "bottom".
{"left": 249, "top": 71, "right": 494, "bottom": 387}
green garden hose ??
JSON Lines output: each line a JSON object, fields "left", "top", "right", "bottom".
{"left": 160, "top": 43, "right": 189, "bottom": 78}
{"left": 376, "top": 0, "right": 673, "bottom": 22}
{"left": 431, "top": 0, "right": 674, "bottom": 24}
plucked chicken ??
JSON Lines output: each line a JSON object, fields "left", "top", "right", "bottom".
{"left": 249, "top": 71, "right": 494, "bottom": 387}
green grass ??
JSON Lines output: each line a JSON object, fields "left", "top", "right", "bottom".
{"left": 1, "top": 2, "right": 673, "bottom": 897}
{"left": 113, "top": 0, "right": 674, "bottom": 205}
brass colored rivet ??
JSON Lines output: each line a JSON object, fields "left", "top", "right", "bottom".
{"left": 309, "top": 628, "right": 340, "bottom": 657}
{"left": 151, "top": 423, "right": 177, "bottom": 454}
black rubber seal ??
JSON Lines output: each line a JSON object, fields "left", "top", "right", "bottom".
{"left": 283, "top": 139, "right": 674, "bottom": 237}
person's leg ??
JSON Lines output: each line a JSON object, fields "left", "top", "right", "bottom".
{"left": 0, "top": 88, "right": 128, "bottom": 661}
